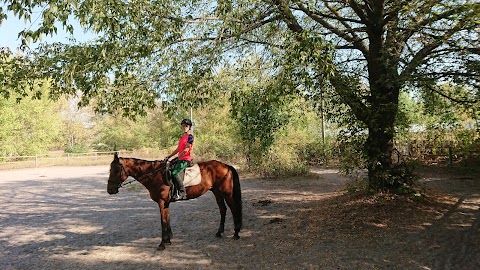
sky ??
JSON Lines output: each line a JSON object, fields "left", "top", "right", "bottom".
{"left": 0, "top": 9, "right": 96, "bottom": 51}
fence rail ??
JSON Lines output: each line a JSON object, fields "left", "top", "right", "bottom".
{"left": 0, "top": 151, "right": 131, "bottom": 170}
{"left": 395, "top": 143, "right": 480, "bottom": 167}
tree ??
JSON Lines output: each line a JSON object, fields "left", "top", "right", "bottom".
{"left": 0, "top": 80, "right": 63, "bottom": 156}
{"left": 227, "top": 57, "right": 295, "bottom": 166}
{"left": 1, "top": 0, "right": 479, "bottom": 189}
{"left": 94, "top": 114, "right": 151, "bottom": 150}
{"left": 59, "top": 97, "right": 97, "bottom": 151}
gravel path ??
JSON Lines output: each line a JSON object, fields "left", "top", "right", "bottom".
{"left": 0, "top": 166, "right": 478, "bottom": 269}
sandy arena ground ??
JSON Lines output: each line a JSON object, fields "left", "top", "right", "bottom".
{"left": 0, "top": 165, "right": 479, "bottom": 269}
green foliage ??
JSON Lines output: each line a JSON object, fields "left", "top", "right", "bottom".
{"left": 142, "top": 106, "right": 179, "bottom": 149}
{"left": 1, "top": 49, "right": 46, "bottom": 103}
{"left": 251, "top": 141, "right": 308, "bottom": 178}
{"left": 94, "top": 114, "right": 148, "bottom": 150}
{"left": 231, "top": 83, "right": 294, "bottom": 166}
{"left": 345, "top": 177, "right": 369, "bottom": 194}
{"left": 396, "top": 91, "right": 422, "bottom": 138}
{"left": 192, "top": 100, "right": 241, "bottom": 162}
{"left": 92, "top": 143, "right": 111, "bottom": 152}
{"left": 64, "top": 144, "right": 90, "bottom": 153}
{"left": 220, "top": 57, "right": 292, "bottom": 166}
{"left": 336, "top": 130, "right": 367, "bottom": 177}
{"left": 388, "top": 161, "right": 418, "bottom": 191}
{"left": 0, "top": 81, "right": 63, "bottom": 156}
{"left": 396, "top": 83, "right": 479, "bottom": 152}
{"left": 419, "top": 84, "right": 478, "bottom": 136}
{"left": 59, "top": 98, "right": 98, "bottom": 149}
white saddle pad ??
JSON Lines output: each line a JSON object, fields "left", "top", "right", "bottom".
{"left": 183, "top": 164, "right": 201, "bottom": 187}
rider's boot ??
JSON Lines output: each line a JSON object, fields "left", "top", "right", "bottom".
{"left": 171, "top": 173, "right": 187, "bottom": 201}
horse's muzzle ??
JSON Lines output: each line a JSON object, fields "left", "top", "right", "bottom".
{"left": 107, "top": 188, "right": 119, "bottom": 194}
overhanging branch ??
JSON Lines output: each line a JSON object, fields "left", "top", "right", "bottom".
{"left": 425, "top": 84, "right": 479, "bottom": 104}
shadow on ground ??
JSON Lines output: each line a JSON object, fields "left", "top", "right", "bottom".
{"left": 0, "top": 166, "right": 478, "bottom": 269}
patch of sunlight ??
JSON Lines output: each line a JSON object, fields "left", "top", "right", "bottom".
{"left": 419, "top": 177, "right": 443, "bottom": 182}
{"left": 268, "top": 191, "right": 338, "bottom": 202}
{"left": 258, "top": 214, "right": 287, "bottom": 219}
{"left": 309, "top": 168, "right": 341, "bottom": 175}
{"left": 54, "top": 218, "right": 103, "bottom": 234}
{"left": 50, "top": 245, "right": 212, "bottom": 266}
{"left": 2, "top": 226, "right": 65, "bottom": 245}
{"left": 367, "top": 222, "right": 387, "bottom": 228}
{"left": 448, "top": 223, "right": 475, "bottom": 228}
{"left": 459, "top": 203, "right": 479, "bottom": 211}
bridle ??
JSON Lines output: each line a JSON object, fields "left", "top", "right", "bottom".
{"left": 108, "top": 160, "right": 131, "bottom": 189}
{"left": 108, "top": 159, "right": 170, "bottom": 189}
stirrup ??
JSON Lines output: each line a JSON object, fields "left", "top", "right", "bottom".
{"left": 171, "top": 192, "right": 187, "bottom": 202}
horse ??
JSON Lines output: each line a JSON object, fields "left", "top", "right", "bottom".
{"left": 106, "top": 153, "right": 242, "bottom": 250}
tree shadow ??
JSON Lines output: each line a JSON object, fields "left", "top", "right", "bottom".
{"left": 1, "top": 167, "right": 479, "bottom": 269}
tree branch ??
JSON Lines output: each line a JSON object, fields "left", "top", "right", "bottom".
{"left": 348, "top": 0, "right": 369, "bottom": 24}
{"left": 272, "top": 0, "right": 304, "bottom": 33}
{"left": 425, "top": 84, "right": 479, "bottom": 104}
{"left": 293, "top": 0, "right": 369, "bottom": 56}
{"left": 401, "top": 21, "right": 466, "bottom": 80}
{"left": 400, "top": 4, "right": 473, "bottom": 44}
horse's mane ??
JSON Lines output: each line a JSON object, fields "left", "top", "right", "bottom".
{"left": 120, "top": 157, "right": 166, "bottom": 171}
{"left": 121, "top": 157, "right": 162, "bottom": 163}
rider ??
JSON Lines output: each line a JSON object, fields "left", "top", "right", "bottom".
{"left": 164, "top": 118, "right": 194, "bottom": 201}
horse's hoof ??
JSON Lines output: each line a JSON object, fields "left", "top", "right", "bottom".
{"left": 156, "top": 244, "right": 166, "bottom": 251}
{"left": 215, "top": 232, "right": 223, "bottom": 238}
{"left": 233, "top": 234, "right": 240, "bottom": 240}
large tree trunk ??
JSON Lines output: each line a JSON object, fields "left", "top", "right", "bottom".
{"left": 365, "top": 80, "right": 400, "bottom": 190}
{"left": 364, "top": 18, "right": 402, "bottom": 189}
{"left": 364, "top": 115, "right": 396, "bottom": 190}
{"left": 331, "top": 73, "right": 401, "bottom": 190}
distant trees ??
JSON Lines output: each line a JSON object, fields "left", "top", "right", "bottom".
{"left": 0, "top": 81, "right": 63, "bottom": 156}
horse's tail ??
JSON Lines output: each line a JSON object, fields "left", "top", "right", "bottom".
{"left": 229, "top": 165, "right": 242, "bottom": 230}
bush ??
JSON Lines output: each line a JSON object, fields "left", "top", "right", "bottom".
{"left": 64, "top": 145, "right": 90, "bottom": 153}
{"left": 93, "top": 143, "right": 112, "bottom": 152}
{"left": 248, "top": 142, "right": 309, "bottom": 178}
{"left": 195, "top": 133, "right": 241, "bottom": 162}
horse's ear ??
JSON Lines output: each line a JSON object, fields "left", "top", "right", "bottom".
{"left": 114, "top": 153, "right": 119, "bottom": 161}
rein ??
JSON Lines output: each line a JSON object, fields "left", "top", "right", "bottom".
{"left": 115, "top": 160, "right": 167, "bottom": 189}
{"left": 119, "top": 178, "right": 137, "bottom": 188}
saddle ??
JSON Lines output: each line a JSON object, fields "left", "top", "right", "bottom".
{"left": 166, "top": 159, "right": 201, "bottom": 187}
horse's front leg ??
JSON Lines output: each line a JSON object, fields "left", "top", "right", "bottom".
{"left": 157, "top": 200, "right": 172, "bottom": 251}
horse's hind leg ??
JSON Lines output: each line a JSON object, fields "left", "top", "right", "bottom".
{"left": 212, "top": 190, "right": 227, "bottom": 237}
{"left": 224, "top": 194, "right": 241, "bottom": 239}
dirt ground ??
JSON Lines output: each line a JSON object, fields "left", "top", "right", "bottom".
{"left": 0, "top": 165, "right": 478, "bottom": 269}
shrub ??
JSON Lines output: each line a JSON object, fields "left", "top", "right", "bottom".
{"left": 64, "top": 145, "right": 90, "bottom": 153}
{"left": 248, "top": 141, "right": 309, "bottom": 178}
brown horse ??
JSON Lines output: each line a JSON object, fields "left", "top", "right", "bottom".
{"left": 107, "top": 153, "right": 242, "bottom": 250}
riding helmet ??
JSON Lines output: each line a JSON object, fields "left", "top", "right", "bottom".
{"left": 181, "top": 118, "right": 192, "bottom": 127}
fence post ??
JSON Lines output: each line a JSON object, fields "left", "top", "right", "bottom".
{"left": 448, "top": 146, "right": 453, "bottom": 168}
{"left": 35, "top": 154, "right": 38, "bottom": 167}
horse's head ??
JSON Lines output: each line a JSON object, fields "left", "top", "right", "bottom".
{"left": 107, "top": 153, "right": 129, "bottom": 194}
